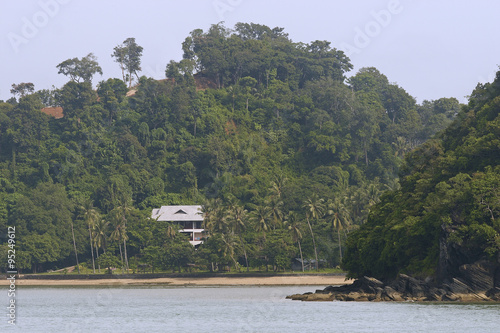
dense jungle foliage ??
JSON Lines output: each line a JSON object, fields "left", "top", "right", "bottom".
{"left": 0, "top": 23, "right": 460, "bottom": 273}
{"left": 343, "top": 70, "right": 500, "bottom": 280}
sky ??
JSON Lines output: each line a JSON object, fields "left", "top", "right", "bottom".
{"left": 1, "top": 0, "right": 500, "bottom": 104}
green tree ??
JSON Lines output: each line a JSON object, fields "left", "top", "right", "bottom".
{"left": 303, "top": 195, "right": 325, "bottom": 271}
{"left": 56, "top": 53, "right": 103, "bottom": 84}
{"left": 287, "top": 212, "right": 305, "bottom": 272}
{"left": 78, "top": 199, "right": 100, "bottom": 273}
{"left": 112, "top": 38, "right": 144, "bottom": 87}
{"left": 10, "top": 82, "right": 35, "bottom": 98}
{"left": 327, "top": 197, "right": 351, "bottom": 262}
{"left": 97, "top": 252, "right": 121, "bottom": 274}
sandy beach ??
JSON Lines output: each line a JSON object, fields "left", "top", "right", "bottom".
{"left": 0, "top": 275, "right": 351, "bottom": 287}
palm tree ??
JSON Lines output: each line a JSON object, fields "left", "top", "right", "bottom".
{"left": 268, "top": 176, "right": 287, "bottom": 229}
{"left": 250, "top": 205, "right": 270, "bottom": 240}
{"left": 266, "top": 196, "right": 284, "bottom": 230}
{"left": 327, "top": 198, "right": 351, "bottom": 262}
{"left": 365, "top": 181, "right": 382, "bottom": 207}
{"left": 221, "top": 233, "right": 239, "bottom": 271}
{"left": 70, "top": 219, "right": 80, "bottom": 274}
{"left": 112, "top": 197, "right": 133, "bottom": 271}
{"left": 201, "top": 198, "right": 222, "bottom": 234}
{"left": 110, "top": 217, "right": 128, "bottom": 273}
{"left": 79, "top": 199, "right": 100, "bottom": 273}
{"left": 165, "top": 223, "right": 178, "bottom": 239}
{"left": 227, "top": 204, "right": 250, "bottom": 272}
{"left": 93, "top": 219, "right": 109, "bottom": 273}
{"left": 303, "top": 195, "right": 325, "bottom": 271}
{"left": 287, "top": 212, "right": 304, "bottom": 272}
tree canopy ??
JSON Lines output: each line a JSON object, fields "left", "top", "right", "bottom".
{"left": 0, "top": 23, "right": 470, "bottom": 274}
{"left": 56, "top": 53, "right": 103, "bottom": 84}
{"left": 343, "top": 69, "right": 500, "bottom": 281}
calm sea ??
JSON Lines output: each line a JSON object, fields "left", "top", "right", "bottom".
{"left": 3, "top": 286, "right": 499, "bottom": 332}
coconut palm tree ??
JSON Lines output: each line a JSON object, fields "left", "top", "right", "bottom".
{"left": 327, "top": 197, "right": 351, "bottom": 262}
{"left": 250, "top": 205, "right": 270, "bottom": 240}
{"left": 287, "top": 212, "right": 304, "bottom": 272}
{"left": 266, "top": 196, "right": 284, "bottom": 230}
{"left": 111, "top": 197, "right": 133, "bottom": 271}
{"left": 227, "top": 204, "right": 250, "bottom": 272}
{"left": 93, "top": 219, "right": 109, "bottom": 273}
{"left": 70, "top": 219, "right": 80, "bottom": 274}
{"left": 201, "top": 198, "right": 222, "bottom": 234}
{"left": 165, "top": 223, "right": 178, "bottom": 240}
{"left": 303, "top": 195, "right": 325, "bottom": 271}
{"left": 221, "top": 233, "right": 240, "bottom": 271}
{"left": 79, "top": 199, "right": 100, "bottom": 273}
{"left": 110, "top": 217, "right": 128, "bottom": 273}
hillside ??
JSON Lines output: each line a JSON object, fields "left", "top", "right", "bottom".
{"left": 343, "top": 70, "right": 500, "bottom": 289}
{"left": 0, "top": 23, "right": 460, "bottom": 274}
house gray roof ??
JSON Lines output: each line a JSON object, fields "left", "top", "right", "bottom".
{"left": 151, "top": 205, "right": 203, "bottom": 222}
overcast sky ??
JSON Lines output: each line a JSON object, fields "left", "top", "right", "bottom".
{"left": 1, "top": 0, "right": 499, "bottom": 104}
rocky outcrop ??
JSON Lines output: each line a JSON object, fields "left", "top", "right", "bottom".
{"left": 287, "top": 271, "right": 500, "bottom": 302}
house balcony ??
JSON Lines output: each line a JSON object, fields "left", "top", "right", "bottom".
{"left": 180, "top": 229, "right": 204, "bottom": 246}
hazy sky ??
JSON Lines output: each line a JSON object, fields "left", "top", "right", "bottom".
{"left": 2, "top": 0, "right": 500, "bottom": 104}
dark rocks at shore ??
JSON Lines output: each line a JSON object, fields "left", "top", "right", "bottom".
{"left": 287, "top": 273, "right": 500, "bottom": 302}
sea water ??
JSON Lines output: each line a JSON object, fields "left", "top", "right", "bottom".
{"left": 3, "top": 286, "right": 499, "bottom": 332}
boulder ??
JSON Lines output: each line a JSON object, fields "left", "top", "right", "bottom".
{"left": 458, "top": 260, "right": 495, "bottom": 292}
{"left": 445, "top": 278, "right": 472, "bottom": 294}
{"left": 383, "top": 286, "right": 405, "bottom": 301}
{"left": 287, "top": 270, "right": 500, "bottom": 302}
{"left": 485, "top": 287, "right": 500, "bottom": 301}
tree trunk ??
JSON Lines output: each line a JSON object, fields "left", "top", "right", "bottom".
{"left": 337, "top": 229, "right": 343, "bottom": 263}
{"left": 306, "top": 216, "right": 319, "bottom": 271}
{"left": 71, "top": 221, "right": 80, "bottom": 274}
{"left": 298, "top": 240, "right": 304, "bottom": 272}
{"left": 240, "top": 237, "right": 249, "bottom": 272}
{"left": 120, "top": 62, "right": 125, "bottom": 82}
{"left": 123, "top": 238, "right": 129, "bottom": 271}
{"left": 88, "top": 225, "right": 95, "bottom": 274}
{"left": 95, "top": 247, "right": 101, "bottom": 273}
{"left": 118, "top": 243, "right": 124, "bottom": 273}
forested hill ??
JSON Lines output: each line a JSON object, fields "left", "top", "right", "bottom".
{"left": 0, "top": 23, "right": 459, "bottom": 273}
{"left": 343, "top": 70, "right": 500, "bottom": 282}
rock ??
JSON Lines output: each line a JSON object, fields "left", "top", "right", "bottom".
{"left": 446, "top": 278, "right": 472, "bottom": 294}
{"left": 286, "top": 293, "right": 311, "bottom": 301}
{"left": 383, "top": 286, "right": 405, "bottom": 301}
{"left": 288, "top": 269, "right": 500, "bottom": 302}
{"left": 485, "top": 287, "right": 500, "bottom": 301}
{"left": 425, "top": 288, "right": 447, "bottom": 301}
{"left": 304, "top": 293, "right": 334, "bottom": 302}
{"left": 407, "top": 276, "right": 428, "bottom": 298}
{"left": 458, "top": 260, "right": 495, "bottom": 292}
{"left": 442, "top": 292, "right": 459, "bottom": 302}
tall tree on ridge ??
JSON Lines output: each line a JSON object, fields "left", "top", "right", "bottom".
{"left": 112, "top": 38, "right": 144, "bottom": 87}
{"left": 10, "top": 82, "right": 35, "bottom": 99}
{"left": 56, "top": 53, "right": 103, "bottom": 84}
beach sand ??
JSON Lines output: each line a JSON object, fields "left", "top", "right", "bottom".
{"left": 0, "top": 275, "right": 351, "bottom": 287}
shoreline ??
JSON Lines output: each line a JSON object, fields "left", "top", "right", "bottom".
{"left": 0, "top": 275, "right": 351, "bottom": 287}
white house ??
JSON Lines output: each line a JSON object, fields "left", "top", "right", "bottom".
{"left": 151, "top": 205, "right": 204, "bottom": 246}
